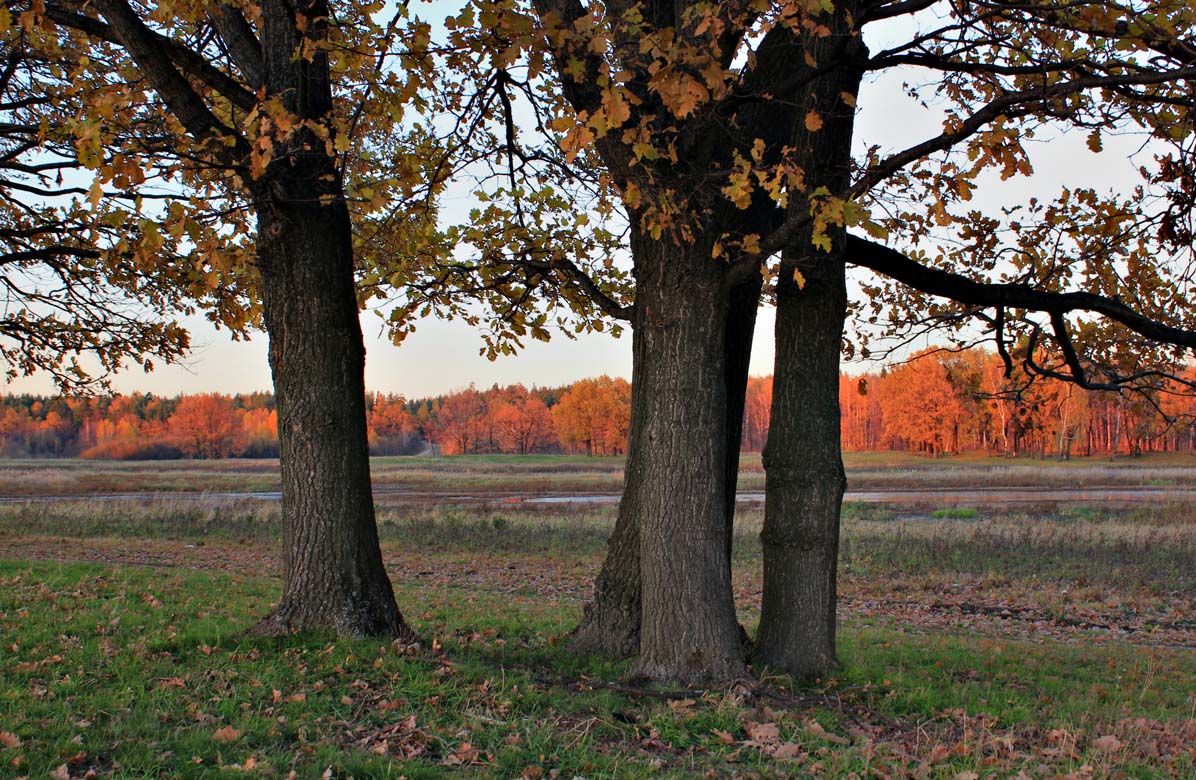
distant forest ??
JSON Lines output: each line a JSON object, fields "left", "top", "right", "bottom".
{"left": 4, "top": 349, "right": 1196, "bottom": 460}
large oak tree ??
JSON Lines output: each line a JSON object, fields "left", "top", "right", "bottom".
{"left": 445, "top": 0, "right": 1196, "bottom": 682}
{"left": 24, "top": 0, "right": 448, "bottom": 638}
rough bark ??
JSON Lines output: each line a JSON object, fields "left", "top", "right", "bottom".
{"left": 752, "top": 24, "right": 864, "bottom": 679}
{"left": 248, "top": 176, "right": 411, "bottom": 640}
{"left": 571, "top": 267, "right": 762, "bottom": 662}
{"left": 627, "top": 228, "right": 747, "bottom": 683}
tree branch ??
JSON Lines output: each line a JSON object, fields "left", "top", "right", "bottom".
{"left": 46, "top": 3, "right": 258, "bottom": 112}
{"left": 208, "top": 3, "right": 265, "bottom": 89}
{"left": 846, "top": 232, "right": 1196, "bottom": 349}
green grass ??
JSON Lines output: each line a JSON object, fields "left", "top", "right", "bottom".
{"left": 2, "top": 561, "right": 1194, "bottom": 778}
{"left": 930, "top": 507, "right": 981, "bottom": 520}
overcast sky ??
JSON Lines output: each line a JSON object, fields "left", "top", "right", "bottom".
{"left": 4, "top": 8, "right": 1153, "bottom": 399}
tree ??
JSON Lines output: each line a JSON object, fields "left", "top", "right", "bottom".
{"left": 741, "top": 376, "right": 772, "bottom": 452}
{"left": 551, "top": 376, "right": 631, "bottom": 455}
{"left": 450, "top": 0, "right": 1196, "bottom": 682}
{"left": 367, "top": 394, "right": 418, "bottom": 455}
{"left": 168, "top": 393, "right": 246, "bottom": 459}
{"left": 875, "top": 352, "right": 966, "bottom": 455}
{"left": 491, "top": 393, "right": 555, "bottom": 454}
{"left": 27, "top": 0, "right": 446, "bottom": 639}
{"left": 429, "top": 386, "right": 488, "bottom": 455}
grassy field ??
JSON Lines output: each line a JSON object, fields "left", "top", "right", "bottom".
{"left": 5, "top": 450, "right": 1196, "bottom": 497}
{"left": 2, "top": 455, "right": 1196, "bottom": 777}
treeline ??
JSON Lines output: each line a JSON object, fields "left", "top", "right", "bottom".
{"left": 5, "top": 349, "right": 1196, "bottom": 460}
{"left": 742, "top": 348, "right": 1196, "bottom": 459}
{"left": 0, "top": 376, "right": 633, "bottom": 459}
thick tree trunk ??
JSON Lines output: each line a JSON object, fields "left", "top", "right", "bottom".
{"left": 752, "top": 25, "right": 864, "bottom": 679}
{"left": 627, "top": 231, "right": 746, "bottom": 683}
{"left": 571, "top": 255, "right": 761, "bottom": 666}
{"left": 250, "top": 185, "right": 411, "bottom": 640}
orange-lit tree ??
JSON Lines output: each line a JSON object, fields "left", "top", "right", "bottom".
{"left": 492, "top": 394, "right": 556, "bottom": 454}
{"left": 168, "top": 393, "right": 247, "bottom": 459}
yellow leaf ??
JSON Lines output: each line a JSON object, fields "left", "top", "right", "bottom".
{"left": 793, "top": 268, "right": 806, "bottom": 289}
{"left": 804, "top": 110, "right": 823, "bottom": 132}
{"left": 88, "top": 178, "right": 104, "bottom": 208}
{"left": 602, "top": 88, "right": 631, "bottom": 128}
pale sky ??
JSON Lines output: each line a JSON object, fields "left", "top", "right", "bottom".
{"left": 3, "top": 10, "right": 1153, "bottom": 399}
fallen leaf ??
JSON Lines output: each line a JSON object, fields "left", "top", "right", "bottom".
{"left": 49, "top": 765, "right": 70, "bottom": 780}
{"left": 773, "top": 742, "right": 804, "bottom": 760}
{"left": 0, "top": 732, "right": 19, "bottom": 749}
{"left": 805, "top": 720, "right": 849, "bottom": 745}
{"left": 212, "top": 726, "right": 242, "bottom": 743}
{"left": 1093, "top": 734, "right": 1124, "bottom": 753}
{"left": 745, "top": 721, "right": 780, "bottom": 745}
{"left": 711, "top": 729, "right": 735, "bottom": 745}
{"left": 926, "top": 743, "right": 950, "bottom": 764}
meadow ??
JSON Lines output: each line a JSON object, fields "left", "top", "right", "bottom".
{"left": 2, "top": 453, "right": 1195, "bottom": 778}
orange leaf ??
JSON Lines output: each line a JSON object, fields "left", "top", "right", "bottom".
{"left": 212, "top": 726, "right": 243, "bottom": 743}
{"left": 804, "top": 109, "right": 824, "bottom": 132}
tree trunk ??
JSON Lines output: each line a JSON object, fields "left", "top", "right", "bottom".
{"left": 628, "top": 230, "right": 746, "bottom": 683}
{"left": 250, "top": 182, "right": 411, "bottom": 640}
{"left": 753, "top": 251, "right": 847, "bottom": 679}
{"left": 571, "top": 251, "right": 761, "bottom": 668}
{"left": 752, "top": 25, "right": 864, "bottom": 679}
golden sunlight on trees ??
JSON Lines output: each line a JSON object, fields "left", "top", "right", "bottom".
{"left": 167, "top": 394, "right": 247, "bottom": 460}
{"left": 551, "top": 377, "right": 632, "bottom": 456}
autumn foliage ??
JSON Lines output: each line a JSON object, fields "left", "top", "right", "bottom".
{"left": 7, "top": 355, "right": 1196, "bottom": 460}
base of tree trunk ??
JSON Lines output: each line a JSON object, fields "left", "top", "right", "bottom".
{"left": 752, "top": 641, "right": 840, "bottom": 682}
{"left": 569, "top": 508, "right": 641, "bottom": 658}
{"left": 569, "top": 601, "right": 640, "bottom": 659}
{"left": 248, "top": 603, "right": 419, "bottom": 643}
{"left": 628, "top": 650, "right": 750, "bottom": 686}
